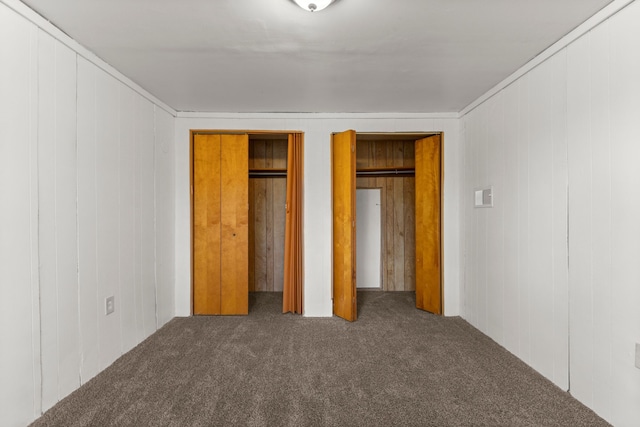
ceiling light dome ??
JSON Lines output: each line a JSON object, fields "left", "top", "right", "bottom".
{"left": 293, "top": 0, "right": 335, "bottom": 12}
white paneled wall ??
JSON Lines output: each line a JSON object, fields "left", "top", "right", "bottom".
{"left": 118, "top": 85, "right": 138, "bottom": 354}
{"left": 173, "top": 116, "right": 462, "bottom": 318}
{"left": 0, "top": 7, "right": 40, "bottom": 425}
{"left": 462, "top": 19, "right": 571, "bottom": 394}
{"left": 0, "top": 2, "right": 176, "bottom": 425}
{"left": 136, "top": 99, "right": 159, "bottom": 340}
{"left": 567, "top": 4, "right": 640, "bottom": 423}
{"left": 37, "top": 30, "right": 80, "bottom": 411}
{"left": 155, "top": 108, "right": 177, "bottom": 328}
{"left": 6, "top": 0, "right": 638, "bottom": 425}
{"left": 607, "top": 5, "right": 640, "bottom": 422}
{"left": 462, "top": 1, "right": 640, "bottom": 425}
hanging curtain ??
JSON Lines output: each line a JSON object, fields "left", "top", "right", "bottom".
{"left": 282, "top": 133, "right": 303, "bottom": 314}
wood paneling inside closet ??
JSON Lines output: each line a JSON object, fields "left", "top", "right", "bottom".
{"left": 356, "top": 139, "right": 416, "bottom": 292}
{"left": 248, "top": 138, "right": 287, "bottom": 292}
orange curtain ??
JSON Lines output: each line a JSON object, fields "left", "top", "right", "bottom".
{"left": 282, "top": 133, "right": 303, "bottom": 314}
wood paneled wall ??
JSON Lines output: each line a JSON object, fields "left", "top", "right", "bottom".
{"left": 248, "top": 139, "right": 288, "bottom": 292}
{"left": 356, "top": 139, "right": 415, "bottom": 291}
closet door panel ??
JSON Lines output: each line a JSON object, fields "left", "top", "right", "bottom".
{"left": 193, "top": 134, "right": 222, "bottom": 315}
{"left": 415, "top": 134, "right": 442, "bottom": 315}
{"left": 220, "top": 134, "right": 249, "bottom": 315}
{"left": 332, "top": 130, "right": 357, "bottom": 322}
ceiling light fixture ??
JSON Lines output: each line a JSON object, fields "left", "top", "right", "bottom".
{"left": 293, "top": 0, "right": 335, "bottom": 12}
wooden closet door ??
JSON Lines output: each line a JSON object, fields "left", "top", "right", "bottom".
{"left": 193, "top": 134, "right": 222, "bottom": 315}
{"left": 220, "top": 134, "right": 249, "bottom": 315}
{"left": 414, "top": 134, "right": 442, "bottom": 315}
{"left": 332, "top": 130, "right": 357, "bottom": 321}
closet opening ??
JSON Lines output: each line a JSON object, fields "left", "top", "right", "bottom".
{"left": 248, "top": 134, "right": 288, "bottom": 313}
{"left": 355, "top": 133, "right": 418, "bottom": 293}
{"left": 191, "top": 131, "right": 303, "bottom": 316}
{"left": 332, "top": 131, "right": 443, "bottom": 321}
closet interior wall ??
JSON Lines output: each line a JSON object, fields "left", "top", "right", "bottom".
{"left": 356, "top": 139, "right": 416, "bottom": 292}
{"left": 249, "top": 137, "right": 288, "bottom": 292}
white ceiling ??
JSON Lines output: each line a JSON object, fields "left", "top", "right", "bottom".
{"left": 23, "top": 0, "right": 612, "bottom": 113}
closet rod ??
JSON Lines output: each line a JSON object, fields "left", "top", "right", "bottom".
{"left": 356, "top": 169, "right": 415, "bottom": 177}
{"left": 249, "top": 171, "right": 288, "bottom": 178}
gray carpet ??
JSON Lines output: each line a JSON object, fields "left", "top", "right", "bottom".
{"left": 31, "top": 291, "right": 609, "bottom": 426}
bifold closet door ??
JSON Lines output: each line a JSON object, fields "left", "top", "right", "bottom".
{"left": 332, "top": 130, "right": 357, "bottom": 322}
{"left": 220, "top": 135, "right": 249, "bottom": 315}
{"left": 193, "top": 134, "right": 248, "bottom": 315}
{"left": 194, "top": 134, "right": 222, "bottom": 314}
{"left": 414, "top": 134, "right": 442, "bottom": 315}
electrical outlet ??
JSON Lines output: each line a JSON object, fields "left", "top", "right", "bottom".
{"left": 636, "top": 343, "right": 640, "bottom": 369}
{"left": 105, "top": 296, "right": 115, "bottom": 315}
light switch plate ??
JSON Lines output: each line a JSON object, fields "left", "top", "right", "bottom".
{"left": 474, "top": 187, "right": 493, "bottom": 208}
{"left": 636, "top": 343, "right": 640, "bottom": 369}
{"left": 105, "top": 296, "right": 115, "bottom": 315}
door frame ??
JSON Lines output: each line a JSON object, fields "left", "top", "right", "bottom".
{"left": 189, "top": 129, "right": 304, "bottom": 315}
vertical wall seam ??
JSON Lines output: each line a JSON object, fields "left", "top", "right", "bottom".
{"left": 132, "top": 102, "right": 137, "bottom": 343}
{"left": 605, "top": 20, "right": 614, "bottom": 393}
{"left": 526, "top": 75, "right": 531, "bottom": 364}
{"left": 31, "top": 24, "right": 43, "bottom": 419}
{"left": 587, "top": 31, "right": 595, "bottom": 406}
{"left": 565, "top": 44, "right": 571, "bottom": 393}
{"left": 501, "top": 94, "right": 506, "bottom": 345}
{"left": 53, "top": 41, "right": 61, "bottom": 402}
{"left": 74, "top": 53, "right": 83, "bottom": 387}
{"left": 133, "top": 100, "right": 139, "bottom": 343}
{"left": 547, "top": 60, "right": 558, "bottom": 384}
{"left": 117, "top": 87, "right": 123, "bottom": 355}
{"left": 516, "top": 80, "right": 521, "bottom": 357}
{"left": 93, "top": 66, "right": 100, "bottom": 370}
{"left": 484, "top": 110, "right": 489, "bottom": 333}
{"left": 550, "top": 62, "right": 556, "bottom": 383}
{"left": 460, "top": 119, "right": 466, "bottom": 317}
{"left": 153, "top": 106, "right": 159, "bottom": 329}
{"left": 549, "top": 59, "right": 558, "bottom": 385}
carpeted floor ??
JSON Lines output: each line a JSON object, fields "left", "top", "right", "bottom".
{"left": 30, "top": 291, "right": 609, "bottom": 426}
